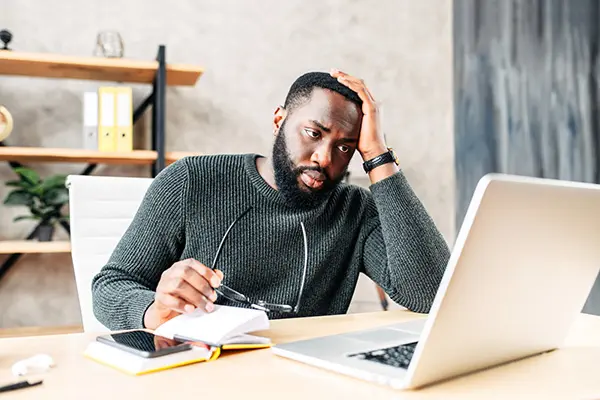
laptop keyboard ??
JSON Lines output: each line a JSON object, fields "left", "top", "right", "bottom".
{"left": 348, "top": 341, "right": 418, "bottom": 369}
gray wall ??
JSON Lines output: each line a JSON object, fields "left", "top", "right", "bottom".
{"left": 453, "top": 0, "right": 600, "bottom": 315}
{"left": 454, "top": 0, "right": 600, "bottom": 227}
{"left": 0, "top": 1, "right": 454, "bottom": 328}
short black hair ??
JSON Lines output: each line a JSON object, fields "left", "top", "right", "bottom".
{"left": 283, "top": 71, "right": 362, "bottom": 113}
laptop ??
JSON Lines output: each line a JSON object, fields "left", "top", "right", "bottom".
{"left": 272, "top": 173, "right": 600, "bottom": 389}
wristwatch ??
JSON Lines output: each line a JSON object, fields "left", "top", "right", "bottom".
{"left": 362, "top": 148, "right": 399, "bottom": 173}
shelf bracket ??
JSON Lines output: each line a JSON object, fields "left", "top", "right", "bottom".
{"left": 133, "top": 93, "right": 154, "bottom": 124}
{"left": 152, "top": 45, "right": 166, "bottom": 178}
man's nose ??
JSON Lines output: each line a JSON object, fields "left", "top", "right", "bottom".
{"left": 310, "top": 145, "right": 332, "bottom": 169}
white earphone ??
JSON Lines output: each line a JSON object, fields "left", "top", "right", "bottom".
{"left": 11, "top": 354, "right": 55, "bottom": 376}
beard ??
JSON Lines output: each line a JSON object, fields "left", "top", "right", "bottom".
{"left": 272, "top": 120, "right": 345, "bottom": 209}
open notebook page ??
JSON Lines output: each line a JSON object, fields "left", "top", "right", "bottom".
{"left": 154, "top": 305, "right": 269, "bottom": 345}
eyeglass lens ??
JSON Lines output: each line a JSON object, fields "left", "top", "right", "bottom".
{"left": 216, "top": 285, "right": 248, "bottom": 303}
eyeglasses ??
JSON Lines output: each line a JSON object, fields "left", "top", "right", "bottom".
{"left": 210, "top": 206, "right": 308, "bottom": 314}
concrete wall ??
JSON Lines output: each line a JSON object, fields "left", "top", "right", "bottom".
{"left": 0, "top": 0, "right": 454, "bottom": 328}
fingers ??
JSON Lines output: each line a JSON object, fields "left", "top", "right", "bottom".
{"left": 180, "top": 258, "right": 222, "bottom": 288}
{"left": 215, "top": 269, "right": 224, "bottom": 281}
{"left": 156, "top": 259, "right": 224, "bottom": 314}
{"left": 156, "top": 290, "right": 213, "bottom": 314}
{"left": 167, "top": 278, "right": 214, "bottom": 312}
{"left": 330, "top": 68, "right": 377, "bottom": 109}
{"left": 174, "top": 260, "right": 219, "bottom": 302}
{"left": 155, "top": 292, "right": 193, "bottom": 314}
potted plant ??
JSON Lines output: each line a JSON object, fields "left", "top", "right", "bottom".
{"left": 3, "top": 167, "right": 69, "bottom": 241}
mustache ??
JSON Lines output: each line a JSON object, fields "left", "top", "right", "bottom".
{"left": 294, "top": 166, "right": 331, "bottom": 181}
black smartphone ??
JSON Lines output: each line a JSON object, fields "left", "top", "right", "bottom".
{"left": 96, "top": 330, "right": 192, "bottom": 358}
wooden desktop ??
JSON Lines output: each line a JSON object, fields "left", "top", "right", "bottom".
{"left": 1, "top": 310, "right": 600, "bottom": 399}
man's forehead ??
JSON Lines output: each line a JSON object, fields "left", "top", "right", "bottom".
{"left": 293, "top": 88, "right": 362, "bottom": 133}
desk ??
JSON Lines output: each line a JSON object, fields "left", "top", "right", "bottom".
{"left": 2, "top": 310, "right": 600, "bottom": 399}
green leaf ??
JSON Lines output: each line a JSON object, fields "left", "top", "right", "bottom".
{"left": 38, "top": 210, "right": 54, "bottom": 219}
{"left": 29, "top": 206, "right": 43, "bottom": 217}
{"left": 13, "top": 215, "right": 40, "bottom": 222}
{"left": 3, "top": 190, "right": 33, "bottom": 206}
{"left": 44, "top": 189, "right": 69, "bottom": 206}
{"left": 30, "top": 186, "right": 43, "bottom": 197}
{"left": 35, "top": 204, "right": 58, "bottom": 217}
{"left": 14, "top": 167, "right": 40, "bottom": 186}
{"left": 40, "top": 175, "right": 67, "bottom": 191}
{"left": 5, "top": 180, "right": 25, "bottom": 188}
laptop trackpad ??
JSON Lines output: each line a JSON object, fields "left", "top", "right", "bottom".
{"left": 345, "top": 328, "right": 418, "bottom": 346}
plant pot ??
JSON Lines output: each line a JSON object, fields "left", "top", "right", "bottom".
{"left": 36, "top": 224, "right": 55, "bottom": 242}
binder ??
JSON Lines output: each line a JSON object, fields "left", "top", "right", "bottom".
{"left": 98, "top": 87, "right": 116, "bottom": 152}
{"left": 82, "top": 92, "right": 98, "bottom": 150}
{"left": 115, "top": 87, "right": 133, "bottom": 152}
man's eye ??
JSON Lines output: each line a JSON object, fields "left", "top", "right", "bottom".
{"left": 304, "top": 129, "right": 320, "bottom": 139}
{"left": 338, "top": 145, "right": 350, "bottom": 153}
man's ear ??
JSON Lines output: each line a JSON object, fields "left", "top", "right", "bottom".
{"left": 273, "top": 105, "right": 287, "bottom": 136}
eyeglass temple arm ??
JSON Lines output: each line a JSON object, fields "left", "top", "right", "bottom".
{"left": 210, "top": 207, "right": 253, "bottom": 270}
{"left": 211, "top": 208, "right": 307, "bottom": 314}
{"left": 294, "top": 221, "right": 308, "bottom": 313}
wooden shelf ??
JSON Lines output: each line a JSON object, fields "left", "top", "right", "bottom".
{"left": 0, "top": 147, "right": 200, "bottom": 165}
{"left": 0, "top": 50, "right": 203, "bottom": 86}
{"left": 0, "top": 240, "right": 71, "bottom": 254}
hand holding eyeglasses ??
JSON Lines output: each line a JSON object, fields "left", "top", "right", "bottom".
{"left": 143, "top": 258, "right": 223, "bottom": 330}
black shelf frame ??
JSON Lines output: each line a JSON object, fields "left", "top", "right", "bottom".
{"left": 0, "top": 45, "right": 168, "bottom": 282}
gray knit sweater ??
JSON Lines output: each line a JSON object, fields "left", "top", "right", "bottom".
{"left": 91, "top": 153, "right": 450, "bottom": 330}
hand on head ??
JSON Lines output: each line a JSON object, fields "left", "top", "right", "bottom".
{"left": 329, "top": 68, "right": 387, "bottom": 162}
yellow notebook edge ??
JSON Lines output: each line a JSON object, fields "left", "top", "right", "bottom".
{"left": 172, "top": 333, "right": 273, "bottom": 352}
{"left": 220, "top": 343, "right": 273, "bottom": 350}
{"left": 83, "top": 347, "right": 214, "bottom": 376}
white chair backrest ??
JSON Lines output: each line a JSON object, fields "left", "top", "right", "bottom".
{"left": 67, "top": 175, "right": 153, "bottom": 333}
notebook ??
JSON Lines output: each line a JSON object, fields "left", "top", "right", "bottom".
{"left": 84, "top": 339, "right": 216, "bottom": 376}
{"left": 84, "top": 305, "right": 271, "bottom": 375}
{"left": 154, "top": 305, "right": 271, "bottom": 349}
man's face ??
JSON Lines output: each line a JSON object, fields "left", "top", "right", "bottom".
{"left": 272, "top": 88, "right": 362, "bottom": 209}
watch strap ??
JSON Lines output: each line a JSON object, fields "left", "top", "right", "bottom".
{"left": 363, "top": 149, "right": 397, "bottom": 173}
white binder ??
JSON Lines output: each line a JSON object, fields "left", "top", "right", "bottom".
{"left": 82, "top": 92, "right": 98, "bottom": 150}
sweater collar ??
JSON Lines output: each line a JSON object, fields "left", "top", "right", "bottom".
{"left": 244, "top": 153, "right": 287, "bottom": 205}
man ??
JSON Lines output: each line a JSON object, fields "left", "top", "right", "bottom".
{"left": 91, "top": 69, "right": 451, "bottom": 331}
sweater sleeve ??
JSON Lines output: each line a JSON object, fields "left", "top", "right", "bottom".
{"left": 91, "top": 159, "right": 189, "bottom": 330}
{"left": 360, "top": 170, "right": 450, "bottom": 313}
